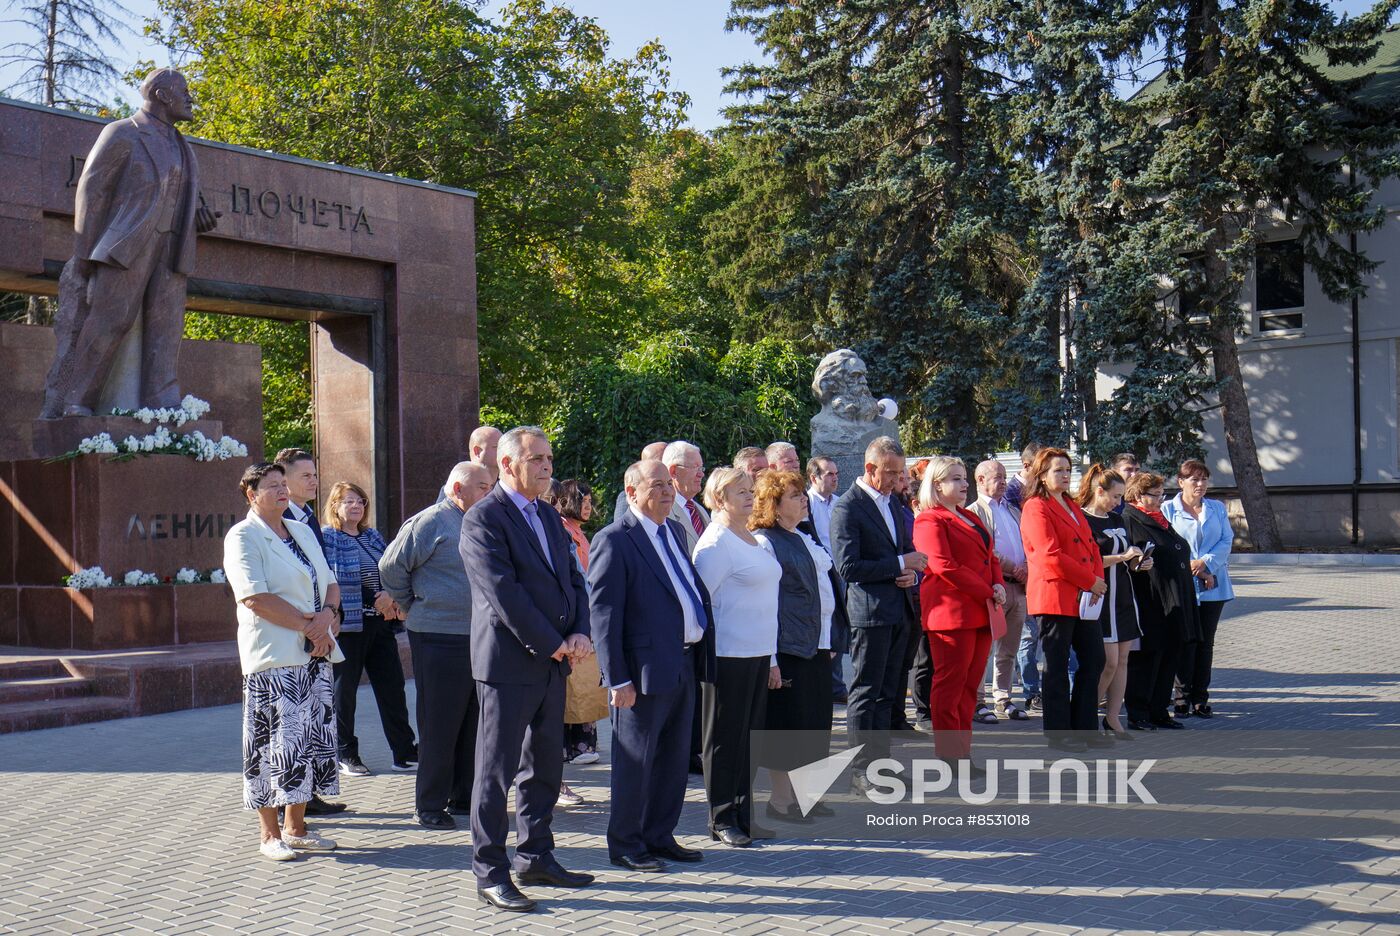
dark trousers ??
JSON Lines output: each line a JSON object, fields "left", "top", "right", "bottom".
{"left": 910, "top": 631, "right": 934, "bottom": 722}
{"left": 701, "top": 656, "right": 768, "bottom": 834}
{"left": 610, "top": 655, "right": 695, "bottom": 858}
{"left": 690, "top": 681, "right": 704, "bottom": 761}
{"left": 1178, "top": 600, "right": 1226, "bottom": 705}
{"left": 891, "top": 620, "right": 921, "bottom": 727}
{"left": 831, "top": 651, "right": 847, "bottom": 697}
{"left": 1039, "top": 614, "right": 1106, "bottom": 733}
{"left": 333, "top": 617, "right": 415, "bottom": 762}
{"left": 408, "top": 630, "right": 477, "bottom": 814}
{"left": 846, "top": 620, "right": 909, "bottom": 769}
{"left": 1126, "top": 640, "right": 1181, "bottom": 723}
{"left": 471, "top": 662, "right": 566, "bottom": 887}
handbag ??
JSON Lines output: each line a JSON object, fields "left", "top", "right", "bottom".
{"left": 1079, "top": 590, "right": 1104, "bottom": 621}
{"left": 986, "top": 598, "right": 1008, "bottom": 640}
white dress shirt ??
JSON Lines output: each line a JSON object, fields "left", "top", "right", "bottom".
{"left": 854, "top": 478, "right": 905, "bottom": 570}
{"left": 806, "top": 486, "right": 835, "bottom": 547}
{"left": 987, "top": 497, "right": 1026, "bottom": 567}
{"left": 631, "top": 507, "right": 705, "bottom": 646}
{"left": 799, "top": 529, "right": 835, "bottom": 650}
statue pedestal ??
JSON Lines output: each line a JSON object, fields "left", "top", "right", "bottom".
{"left": 30, "top": 416, "right": 225, "bottom": 459}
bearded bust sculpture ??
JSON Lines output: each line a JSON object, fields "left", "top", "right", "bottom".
{"left": 809, "top": 349, "right": 900, "bottom": 484}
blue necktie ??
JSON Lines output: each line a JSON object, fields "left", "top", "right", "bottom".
{"left": 523, "top": 501, "right": 555, "bottom": 571}
{"left": 658, "top": 525, "right": 707, "bottom": 632}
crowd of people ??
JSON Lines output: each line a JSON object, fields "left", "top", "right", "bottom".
{"left": 222, "top": 428, "right": 1234, "bottom": 911}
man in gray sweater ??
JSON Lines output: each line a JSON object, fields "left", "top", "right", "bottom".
{"left": 381, "top": 461, "right": 493, "bottom": 830}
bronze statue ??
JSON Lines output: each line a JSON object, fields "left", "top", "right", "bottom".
{"left": 41, "top": 67, "right": 219, "bottom": 419}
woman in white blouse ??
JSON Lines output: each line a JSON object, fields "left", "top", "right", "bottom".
{"left": 692, "top": 466, "right": 782, "bottom": 848}
{"left": 224, "top": 462, "right": 344, "bottom": 861}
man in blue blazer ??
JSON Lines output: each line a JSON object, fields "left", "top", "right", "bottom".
{"left": 589, "top": 460, "right": 717, "bottom": 873}
{"left": 828, "top": 436, "right": 927, "bottom": 794}
{"left": 459, "top": 427, "right": 593, "bottom": 913}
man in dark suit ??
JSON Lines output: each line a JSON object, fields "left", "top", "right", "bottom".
{"left": 272, "top": 446, "right": 347, "bottom": 819}
{"left": 460, "top": 426, "right": 594, "bottom": 913}
{"left": 589, "top": 459, "right": 716, "bottom": 873}
{"left": 828, "top": 436, "right": 927, "bottom": 793}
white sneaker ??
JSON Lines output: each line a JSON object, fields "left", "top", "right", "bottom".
{"left": 281, "top": 829, "right": 338, "bottom": 851}
{"left": 571, "top": 750, "right": 600, "bottom": 765}
{"left": 260, "top": 838, "right": 298, "bottom": 861}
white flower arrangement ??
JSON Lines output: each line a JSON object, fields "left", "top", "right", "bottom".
{"left": 59, "top": 566, "right": 226, "bottom": 587}
{"left": 65, "top": 566, "right": 113, "bottom": 589}
{"left": 58, "top": 398, "right": 249, "bottom": 463}
{"left": 75, "top": 432, "right": 119, "bottom": 455}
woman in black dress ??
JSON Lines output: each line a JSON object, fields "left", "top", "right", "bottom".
{"left": 1076, "top": 465, "right": 1148, "bottom": 739}
{"left": 1121, "top": 472, "right": 1201, "bottom": 731}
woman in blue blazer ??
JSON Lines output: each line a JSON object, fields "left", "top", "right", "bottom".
{"left": 1163, "top": 459, "right": 1234, "bottom": 719}
{"left": 322, "top": 481, "right": 417, "bottom": 775}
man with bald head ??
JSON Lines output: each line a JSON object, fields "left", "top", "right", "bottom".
{"left": 614, "top": 441, "right": 669, "bottom": 519}
{"left": 968, "top": 458, "right": 1031, "bottom": 721}
{"left": 590, "top": 459, "right": 715, "bottom": 872}
{"left": 380, "top": 461, "right": 494, "bottom": 831}
{"left": 471, "top": 426, "right": 502, "bottom": 482}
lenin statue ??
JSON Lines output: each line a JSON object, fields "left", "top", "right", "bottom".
{"left": 40, "top": 67, "right": 219, "bottom": 419}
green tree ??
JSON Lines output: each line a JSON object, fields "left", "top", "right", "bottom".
{"left": 1113, "top": 0, "right": 1400, "bottom": 548}
{"left": 549, "top": 331, "right": 814, "bottom": 517}
{"left": 150, "top": 0, "right": 692, "bottom": 425}
{"left": 719, "top": 0, "right": 1028, "bottom": 457}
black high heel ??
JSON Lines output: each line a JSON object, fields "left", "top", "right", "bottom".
{"left": 1102, "top": 717, "right": 1133, "bottom": 741}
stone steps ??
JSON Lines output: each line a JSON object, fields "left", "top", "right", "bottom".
{"left": 0, "top": 695, "right": 133, "bottom": 733}
{"left": 0, "top": 674, "right": 101, "bottom": 705}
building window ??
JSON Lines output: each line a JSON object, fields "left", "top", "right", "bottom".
{"left": 1256, "top": 238, "right": 1304, "bottom": 333}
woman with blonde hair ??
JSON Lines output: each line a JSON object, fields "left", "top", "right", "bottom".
{"left": 692, "top": 466, "right": 782, "bottom": 847}
{"left": 321, "top": 481, "right": 416, "bottom": 776}
{"left": 913, "top": 456, "right": 1005, "bottom": 769}
{"left": 1074, "top": 465, "right": 1148, "bottom": 740}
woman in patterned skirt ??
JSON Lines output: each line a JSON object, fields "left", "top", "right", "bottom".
{"left": 224, "top": 462, "right": 345, "bottom": 861}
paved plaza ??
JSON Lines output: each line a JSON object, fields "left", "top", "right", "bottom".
{"left": 1, "top": 563, "right": 1398, "bottom": 935}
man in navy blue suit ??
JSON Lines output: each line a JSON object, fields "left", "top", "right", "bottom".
{"left": 460, "top": 426, "right": 594, "bottom": 913}
{"left": 589, "top": 459, "right": 716, "bottom": 873}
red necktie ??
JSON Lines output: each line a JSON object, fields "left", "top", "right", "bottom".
{"left": 685, "top": 499, "right": 704, "bottom": 537}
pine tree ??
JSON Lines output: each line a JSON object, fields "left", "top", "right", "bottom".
{"left": 0, "top": 0, "right": 131, "bottom": 110}
{"left": 723, "top": 0, "right": 1028, "bottom": 457}
{"left": 1119, "top": 0, "right": 1400, "bottom": 549}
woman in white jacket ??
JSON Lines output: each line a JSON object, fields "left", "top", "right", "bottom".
{"left": 224, "top": 461, "right": 344, "bottom": 861}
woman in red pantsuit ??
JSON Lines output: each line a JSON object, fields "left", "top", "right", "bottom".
{"left": 1020, "top": 448, "right": 1110, "bottom": 753}
{"left": 913, "top": 456, "right": 1006, "bottom": 767}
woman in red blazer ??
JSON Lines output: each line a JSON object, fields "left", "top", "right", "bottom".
{"left": 913, "top": 456, "right": 1006, "bottom": 765}
{"left": 1020, "top": 448, "right": 1110, "bottom": 752}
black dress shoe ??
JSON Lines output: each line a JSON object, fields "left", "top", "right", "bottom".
{"left": 516, "top": 863, "right": 595, "bottom": 888}
{"left": 1191, "top": 704, "right": 1213, "bottom": 719}
{"left": 416, "top": 810, "right": 456, "bottom": 830}
{"left": 765, "top": 802, "right": 815, "bottom": 824}
{"left": 806, "top": 802, "right": 836, "bottom": 818}
{"left": 1151, "top": 717, "right": 1186, "bottom": 730}
{"left": 710, "top": 827, "right": 752, "bottom": 848}
{"left": 477, "top": 883, "right": 536, "bottom": 913}
{"left": 303, "top": 796, "right": 348, "bottom": 816}
{"left": 1102, "top": 718, "right": 1134, "bottom": 741}
{"left": 1126, "top": 719, "right": 1157, "bottom": 731}
{"left": 609, "top": 853, "right": 668, "bottom": 872}
{"left": 649, "top": 842, "right": 703, "bottom": 862}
